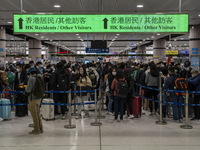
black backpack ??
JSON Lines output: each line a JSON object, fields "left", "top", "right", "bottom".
{"left": 56, "top": 72, "right": 69, "bottom": 91}
{"left": 116, "top": 79, "right": 128, "bottom": 98}
{"left": 32, "top": 76, "right": 45, "bottom": 99}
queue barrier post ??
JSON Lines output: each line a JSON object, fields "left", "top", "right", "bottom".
{"left": 180, "top": 90, "right": 193, "bottom": 129}
{"left": 91, "top": 89, "right": 102, "bottom": 126}
{"left": 64, "top": 90, "right": 76, "bottom": 129}
{"left": 97, "top": 87, "right": 105, "bottom": 119}
{"left": 156, "top": 72, "right": 167, "bottom": 125}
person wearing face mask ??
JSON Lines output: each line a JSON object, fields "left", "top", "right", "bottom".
{"left": 180, "top": 61, "right": 192, "bottom": 78}
{"left": 164, "top": 67, "right": 183, "bottom": 123}
{"left": 87, "top": 64, "right": 99, "bottom": 89}
{"left": 188, "top": 70, "right": 200, "bottom": 121}
{"left": 43, "top": 65, "right": 53, "bottom": 95}
{"left": 51, "top": 62, "right": 69, "bottom": 120}
{"left": 75, "top": 67, "right": 92, "bottom": 119}
{"left": 29, "top": 61, "right": 35, "bottom": 68}
{"left": 35, "top": 61, "right": 44, "bottom": 75}
{"left": 106, "top": 68, "right": 116, "bottom": 115}
{"left": 14, "top": 63, "right": 28, "bottom": 117}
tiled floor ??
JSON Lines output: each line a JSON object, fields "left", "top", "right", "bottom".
{"left": 0, "top": 111, "right": 200, "bottom": 150}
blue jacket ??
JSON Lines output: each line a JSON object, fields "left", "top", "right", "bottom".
{"left": 188, "top": 74, "right": 200, "bottom": 95}
{"left": 164, "top": 74, "right": 176, "bottom": 91}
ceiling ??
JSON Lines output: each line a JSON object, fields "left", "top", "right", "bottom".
{"left": 1, "top": 0, "right": 199, "bottom": 53}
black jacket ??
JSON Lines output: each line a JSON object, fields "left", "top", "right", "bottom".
{"left": 14, "top": 69, "right": 28, "bottom": 91}
{"left": 50, "top": 67, "right": 69, "bottom": 91}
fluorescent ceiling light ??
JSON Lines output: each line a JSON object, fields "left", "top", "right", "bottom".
{"left": 37, "top": 13, "right": 46, "bottom": 14}
{"left": 116, "top": 34, "right": 120, "bottom": 36}
{"left": 199, "top": 14, "right": 200, "bottom": 17}
{"left": 7, "top": 22, "right": 12, "bottom": 24}
{"left": 35, "top": 34, "right": 39, "bottom": 36}
{"left": 137, "top": 5, "right": 143, "bottom": 8}
{"left": 157, "top": 33, "right": 160, "bottom": 36}
{"left": 54, "top": 5, "right": 61, "bottom": 8}
{"left": 41, "top": 36, "right": 44, "bottom": 38}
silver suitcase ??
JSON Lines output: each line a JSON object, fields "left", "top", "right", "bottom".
{"left": 41, "top": 98, "right": 55, "bottom": 120}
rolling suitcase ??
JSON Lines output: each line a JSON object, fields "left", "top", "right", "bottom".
{"left": 15, "top": 94, "right": 28, "bottom": 117}
{"left": 0, "top": 99, "right": 11, "bottom": 120}
{"left": 41, "top": 98, "right": 55, "bottom": 120}
{"left": 132, "top": 96, "right": 141, "bottom": 118}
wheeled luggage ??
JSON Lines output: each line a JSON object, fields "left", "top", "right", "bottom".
{"left": 15, "top": 94, "right": 28, "bottom": 117}
{"left": 0, "top": 99, "right": 11, "bottom": 120}
{"left": 132, "top": 96, "right": 141, "bottom": 118}
{"left": 41, "top": 98, "right": 55, "bottom": 120}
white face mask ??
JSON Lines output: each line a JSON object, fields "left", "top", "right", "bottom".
{"left": 80, "top": 71, "right": 84, "bottom": 74}
{"left": 112, "top": 72, "right": 117, "bottom": 76}
{"left": 192, "top": 74, "right": 196, "bottom": 77}
{"left": 17, "top": 68, "right": 20, "bottom": 72}
{"left": 185, "top": 67, "right": 190, "bottom": 71}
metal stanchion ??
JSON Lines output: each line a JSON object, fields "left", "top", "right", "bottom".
{"left": 97, "top": 87, "right": 105, "bottom": 119}
{"left": 156, "top": 72, "right": 167, "bottom": 125}
{"left": 91, "top": 89, "right": 102, "bottom": 126}
{"left": 64, "top": 90, "right": 76, "bottom": 129}
{"left": 72, "top": 83, "right": 76, "bottom": 116}
{"left": 180, "top": 90, "right": 193, "bottom": 129}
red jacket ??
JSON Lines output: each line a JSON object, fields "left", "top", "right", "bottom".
{"left": 111, "top": 78, "right": 126, "bottom": 96}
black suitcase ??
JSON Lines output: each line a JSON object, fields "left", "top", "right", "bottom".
{"left": 15, "top": 94, "right": 28, "bottom": 117}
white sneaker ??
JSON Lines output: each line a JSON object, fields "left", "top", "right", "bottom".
{"left": 128, "top": 115, "right": 134, "bottom": 119}
{"left": 61, "top": 115, "right": 66, "bottom": 120}
{"left": 123, "top": 114, "right": 128, "bottom": 118}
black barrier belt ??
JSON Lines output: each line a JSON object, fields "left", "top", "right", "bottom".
{"left": 0, "top": 102, "right": 95, "bottom": 106}
{"left": 135, "top": 83, "right": 200, "bottom": 94}
{"left": 0, "top": 89, "right": 97, "bottom": 106}
{"left": 135, "top": 83, "right": 200, "bottom": 106}
{"left": 0, "top": 89, "right": 97, "bottom": 94}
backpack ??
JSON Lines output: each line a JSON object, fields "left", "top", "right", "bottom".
{"left": 174, "top": 78, "right": 188, "bottom": 96}
{"left": 7, "top": 72, "right": 15, "bottom": 83}
{"left": 116, "top": 79, "right": 129, "bottom": 98}
{"left": 89, "top": 71, "right": 97, "bottom": 86}
{"left": 56, "top": 72, "right": 69, "bottom": 91}
{"left": 131, "top": 70, "right": 138, "bottom": 82}
{"left": 32, "top": 76, "right": 45, "bottom": 99}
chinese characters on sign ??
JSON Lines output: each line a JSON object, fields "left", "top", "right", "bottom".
{"left": 14, "top": 14, "right": 188, "bottom": 33}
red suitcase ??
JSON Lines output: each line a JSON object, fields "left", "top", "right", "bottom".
{"left": 132, "top": 96, "right": 141, "bottom": 118}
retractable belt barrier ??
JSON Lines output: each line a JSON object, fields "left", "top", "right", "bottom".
{"left": 135, "top": 83, "right": 200, "bottom": 107}
{"left": 0, "top": 90, "right": 97, "bottom": 106}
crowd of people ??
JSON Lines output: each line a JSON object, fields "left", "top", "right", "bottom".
{"left": 0, "top": 59, "right": 200, "bottom": 134}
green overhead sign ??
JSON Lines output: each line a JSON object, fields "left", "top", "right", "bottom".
{"left": 13, "top": 14, "right": 188, "bottom": 33}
